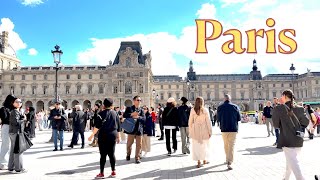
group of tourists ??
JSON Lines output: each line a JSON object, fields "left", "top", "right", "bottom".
{"left": 0, "top": 89, "right": 319, "bottom": 179}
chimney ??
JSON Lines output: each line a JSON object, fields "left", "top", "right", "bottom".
{"left": 1, "top": 31, "right": 9, "bottom": 53}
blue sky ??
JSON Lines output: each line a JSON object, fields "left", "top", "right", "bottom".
{"left": 0, "top": 0, "right": 320, "bottom": 77}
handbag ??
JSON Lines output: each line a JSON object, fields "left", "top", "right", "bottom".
{"left": 121, "top": 118, "right": 136, "bottom": 133}
{"left": 284, "top": 104, "right": 304, "bottom": 138}
{"left": 14, "top": 123, "right": 33, "bottom": 154}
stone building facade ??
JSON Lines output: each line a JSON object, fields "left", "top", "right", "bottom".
{"left": 0, "top": 31, "right": 320, "bottom": 112}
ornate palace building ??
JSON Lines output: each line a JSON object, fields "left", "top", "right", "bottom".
{"left": 1, "top": 31, "right": 320, "bottom": 112}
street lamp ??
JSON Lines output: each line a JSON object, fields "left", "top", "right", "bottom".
{"left": 290, "top": 63, "right": 296, "bottom": 93}
{"left": 186, "top": 78, "right": 190, "bottom": 100}
{"left": 51, "top": 45, "right": 63, "bottom": 102}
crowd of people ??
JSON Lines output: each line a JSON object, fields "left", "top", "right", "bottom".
{"left": 0, "top": 89, "right": 319, "bottom": 179}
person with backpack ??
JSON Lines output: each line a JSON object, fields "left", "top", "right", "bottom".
{"left": 0, "top": 94, "right": 15, "bottom": 170}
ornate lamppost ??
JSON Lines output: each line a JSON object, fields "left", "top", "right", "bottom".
{"left": 186, "top": 78, "right": 190, "bottom": 100}
{"left": 51, "top": 45, "right": 63, "bottom": 102}
{"left": 290, "top": 63, "right": 296, "bottom": 93}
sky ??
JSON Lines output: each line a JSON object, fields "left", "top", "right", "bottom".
{"left": 0, "top": 0, "right": 320, "bottom": 78}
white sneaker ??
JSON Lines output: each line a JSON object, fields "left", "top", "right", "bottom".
{"left": 0, "top": 164, "right": 8, "bottom": 170}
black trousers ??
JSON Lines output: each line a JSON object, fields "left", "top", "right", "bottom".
{"left": 165, "top": 129, "right": 177, "bottom": 153}
{"left": 71, "top": 130, "right": 84, "bottom": 146}
{"left": 99, "top": 139, "right": 116, "bottom": 173}
{"left": 159, "top": 121, "right": 164, "bottom": 138}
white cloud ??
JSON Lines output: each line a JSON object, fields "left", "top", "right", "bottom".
{"left": 21, "top": 0, "right": 44, "bottom": 6}
{"left": 28, "top": 48, "right": 38, "bottom": 56}
{"left": 77, "top": 0, "right": 320, "bottom": 77}
{"left": 0, "top": 18, "right": 27, "bottom": 56}
{"left": 220, "top": 0, "right": 248, "bottom": 7}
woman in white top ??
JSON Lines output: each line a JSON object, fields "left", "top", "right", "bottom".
{"left": 189, "top": 97, "right": 212, "bottom": 168}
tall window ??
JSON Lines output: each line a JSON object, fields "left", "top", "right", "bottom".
{"left": 273, "top": 92, "right": 277, "bottom": 98}
{"left": 100, "top": 74, "right": 103, "bottom": 79}
{"left": 207, "top": 92, "right": 210, "bottom": 100}
{"left": 78, "top": 74, "right": 81, "bottom": 79}
{"left": 11, "top": 75, "right": 14, "bottom": 80}
{"left": 224, "top": 84, "right": 226, "bottom": 88}
{"left": 99, "top": 85, "right": 104, "bottom": 94}
{"left": 89, "top": 74, "right": 92, "bottom": 79}
{"left": 10, "top": 86, "right": 14, "bottom": 94}
{"left": 191, "top": 92, "right": 195, "bottom": 100}
{"left": 241, "top": 84, "right": 243, "bottom": 88}
{"left": 22, "top": 75, "right": 25, "bottom": 80}
{"left": 316, "top": 80, "right": 319, "bottom": 84}
{"left": 125, "top": 82, "right": 132, "bottom": 94}
{"left": 127, "top": 72, "right": 130, "bottom": 77}
{"left": 139, "top": 84, "right": 143, "bottom": 93}
{"left": 176, "top": 85, "right": 179, "bottom": 89}
{"left": 140, "top": 72, "right": 143, "bottom": 77}
{"left": 281, "top": 83, "right": 284, "bottom": 87}
{"left": 168, "top": 85, "right": 171, "bottom": 89}
{"left": 33, "top": 75, "right": 36, "bottom": 80}
{"left": 21, "top": 86, "right": 25, "bottom": 95}
{"left": 168, "top": 92, "right": 172, "bottom": 98}
{"left": 273, "top": 84, "right": 276, "bottom": 87}
{"left": 88, "top": 85, "right": 93, "bottom": 94}
{"left": 32, "top": 86, "right": 36, "bottom": 95}
{"left": 160, "top": 85, "right": 163, "bottom": 89}
{"left": 77, "top": 85, "right": 81, "bottom": 94}
{"left": 241, "top": 92, "right": 245, "bottom": 99}
{"left": 160, "top": 93, "right": 164, "bottom": 100}
{"left": 305, "top": 90, "right": 308, "bottom": 97}
{"left": 207, "top": 84, "right": 210, "bottom": 88}
{"left": 43, "top": 86, "right": 47, "bottom": 95}
{"left": 44, "top": 74, "right": 47, "bottom": 80}
{"left": 66, "top": 74, "right": 70, "bottom": 79}
{"left": 66, "top": 86, "right": 70, "bottom": 94}
{"left": 114, "top": 86, "right": 118, "bottom": 93}
{"left": 176, "top": 93, "right": 180, "bottom": 100}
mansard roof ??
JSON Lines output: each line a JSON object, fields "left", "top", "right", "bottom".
{"left": 113, "top": 41, "right": 146, "bottom": 65}
{"left": 153, "top": 75, "right": 182, "bottom": 82}
{"left": 197, "top": 74, "right": 251, "bottom": 81}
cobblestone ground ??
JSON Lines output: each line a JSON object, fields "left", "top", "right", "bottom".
{"left": 0, "top": 123, "right": 319, "bottom": 180}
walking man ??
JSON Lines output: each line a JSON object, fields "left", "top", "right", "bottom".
{"left": 263, "top": 101, "right": 274, "bottom": 137}
{"left": 217, "top": 94, "right": 241, "bottom": 170}
{"left": 178, "top": 97, "right": 191, "bottom": 154}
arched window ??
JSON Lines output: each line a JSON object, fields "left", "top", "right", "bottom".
{"left": 126, "top": 57, "right": 131, "bottom": 67}
{"left": 125, "top": 81, "right": 132, "bottom": 94}
{"left": 114, "top": 86, "right": 118, "bottom": 93}
{"left": 139, "top": 84, "right": 143, "bottom": 93}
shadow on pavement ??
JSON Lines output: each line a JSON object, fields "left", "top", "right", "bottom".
{"left": 45, "top": 154, "right": 173, "bottom": 176}
{"left": 38, "top": 151, "right": 94, "bottom": 159}
{"left": 122, "top": 163, "right": 228, "bottom": 179}
{"left": 242, "top": 136, "right": 268, "bottom": 139}
{"left": 239, "top": 146, "right": 282, "bottom": 155}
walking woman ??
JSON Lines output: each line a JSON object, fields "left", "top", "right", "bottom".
{"left": 0, "top": 94, "right": 15, "bottom": 170}
{"left": 189, "top": 97, "right": 212, "bottom": 168}
{"left": 141, "top": 106, "right": 153, "bottom": 157}
{"left": 88, "top": 98, "right": 120, "bottom": 179}
{"left": 8, "top": 97, "right": 26, "bottom": 173}
{"left": 272, "top": 90, "right": 309, "bottom": 180}
{"left": 162, "top": 97, "right": 179, "bottom": 156}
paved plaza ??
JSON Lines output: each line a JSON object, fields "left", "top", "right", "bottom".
{"left": 0, "top": 122, "right": 319, "bottom": 180}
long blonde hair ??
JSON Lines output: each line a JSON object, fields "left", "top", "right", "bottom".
{"left": 194, "top": 97, "right": 204, "bottom": 116}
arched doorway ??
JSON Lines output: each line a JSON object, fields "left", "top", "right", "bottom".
{"left": 62, "top": 100, "right": 68, "bottom": 109}
{"left": 36, "top": 101, "right": 44, "bottom": 112}
{"left": 241, "top": 103, "right": 249, "bottom": 112}
{"left": 83, "top": 100, "right": 91, "bottom": 110}
{"left": 259, "top": 103, "right": 264, "bottom": 111}
{"left": 25, "top": 101, "right": 33, "bottom": 109}
{"left": 72, "top": 100, "right": 80, "bottom": 108}
{"left": 124, "top": 99, "right": 133, "bottom": 107}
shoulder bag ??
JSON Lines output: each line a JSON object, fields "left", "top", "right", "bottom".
{"left": 284, "top": 104, "right": 304, "bottom": 138}
{"left": 121, "top": 107, "right": 138, "bottom": 133}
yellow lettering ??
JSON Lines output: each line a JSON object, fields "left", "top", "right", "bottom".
{"left": 278, "top": 29, "right": 297, "bottom": 54}
{"left": 222, "top": 29, "right": 246, "bottom": 54}
{"left": 195, "top": 19, "right": 223, "bottom": 53}
{"left": 246, "top": 29, "right": 264, "bottom": 53}
{"left": 265, "top": 18, "right": 276, "bottom": 53}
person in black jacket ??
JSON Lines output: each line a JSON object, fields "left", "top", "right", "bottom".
{"left": 48, "top": 99, "right": 67, "bottom": 151}
{"left": 263, "top": 101, "right": 274, "bottom": 137}
{"left": 141, "top": 106, "right": 153, "bottom": 157}
{"left": 162, "top": 97, "right": 179, "bottom": 156}
{"left": 25, "top": 107, "right": 36, "bottom": 139}
{"left": 0, "top": 94, "right": 15, "bottom": 170}
{"left": 178, "top": 97, "right": 191, "bottom": 154}
{"left": 8, "top": 97, "right": 26, "bottom": 173}
{"left": 123, "top": 96, "right": 146, "bottom": 164}
{"left": 217, "top": 94, "right": 241, "bottom": 170}
{"left": 68, "top": 105, "right": 87, "bottom": 149}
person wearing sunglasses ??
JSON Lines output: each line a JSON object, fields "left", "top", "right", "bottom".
{"left": 123, "top": 95, "right": 146, "bottom": 164}
{"left": 8, "top": 97, "right": 27, "bottom": 173}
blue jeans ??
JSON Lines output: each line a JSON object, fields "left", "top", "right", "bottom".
{"left": 53, "top": 129, "right": 64, "bottom": 150}
{"left": 275, "top": 128, "right": 280, "bottom": 143}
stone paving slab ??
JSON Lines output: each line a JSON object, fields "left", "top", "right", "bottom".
{"left": 0, "top": 123, "right": 319, "bottom": 179}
